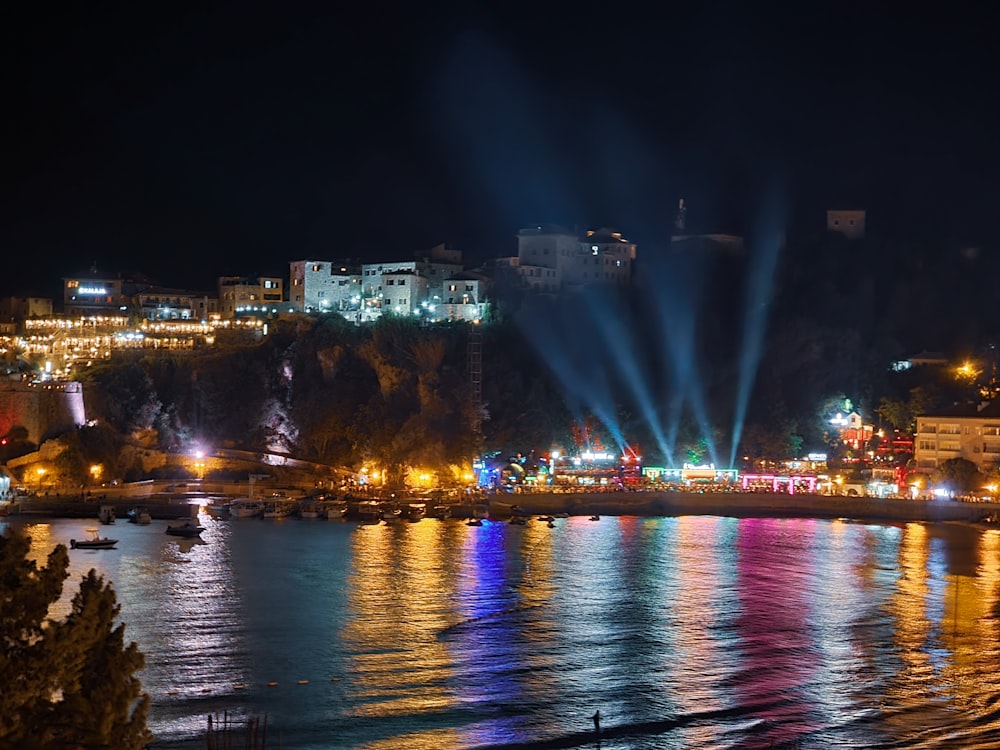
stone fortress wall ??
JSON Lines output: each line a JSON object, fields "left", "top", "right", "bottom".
{"left": 0, "top": 380, "right": 86, "bottom": 443}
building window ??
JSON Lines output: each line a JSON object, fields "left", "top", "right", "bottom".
{"left": 387, "top": 279, "right": 394, "bottom": 286}
{"left": 918, "top": 440, "right": 935, "bottom": 451}
{"left": 398, "top": 279, "right": 406, "bottom": 286}
{"left": 312, "top": 264, "right": 321, "bottom": 272}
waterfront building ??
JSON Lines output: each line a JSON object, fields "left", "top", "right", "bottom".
{"left": 914, "top": 401, "right": 1000, "bottom": 475}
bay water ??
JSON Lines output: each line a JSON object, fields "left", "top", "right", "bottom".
{"left": 11, "top": 513, "right": 1000, "bottom": 749}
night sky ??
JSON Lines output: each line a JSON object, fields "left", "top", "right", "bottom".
{"left": 4, "top": 2, "right": 998, "bottom": 297}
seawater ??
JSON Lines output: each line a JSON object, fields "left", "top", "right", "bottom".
{"left": 12, "top": 513, "right": 1000, "bottom": 749}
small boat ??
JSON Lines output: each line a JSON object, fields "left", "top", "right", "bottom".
{"left": 537, "top": 515, "right": 555, "bottom": 523}
{"left": 508, "top": 516, "right": 527, "bottom": 525}
{"left": 298, "top": 500, "right": 323, "bottom": 519}
{"left": 589, "top": 515, "right": 600, "bottom": 521}
{"left": 99, "top": 505, "right": 116, "bottom": 525}
{"left": 165, "top": 518, "right": 205, "bottom": 537}
{"left": 71, "top": 528, "right": 118, "bottom": 550}
{"left": 355, "top": 500, "right": 381, "bottom": 522}
{"left": 204, "top": 501, "right": 231, "bottom": 519}
{"left": 230, "top": 499, "right": 263, "bottom": 519}
{"left": 466, "top": 518, "right": 483, "bottom": 526}
{"left": 263, "top": 499, "right": 296, "bottom": 519}
{"left": 127, "top": 507, "right": 152, "bottom": 525}
{"left": 406, "top": 502, "right": 427, "bottom": 521}
{"left": 553, "top": 512, "right": 570, "bottom": 518}
{"left": 323, "top": 501, "right": 348, "bottom": 520}
{"left": 432, "top": 505, "right": 452, "bottom": 520}
{"left": 380, "top": 504, "right": 402, "bottom": 521}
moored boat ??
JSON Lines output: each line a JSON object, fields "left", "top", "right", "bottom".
{"left": 204, "top": 502, "right": 231, "bottom": 519}
{"left": 165, "top": 517, "right": 205, "bottom": 537}
{"left": 263, "top": 498, "right": 296, "bottom": 519}
{"left": 99, "top": 504, "right": 116, "bottom": 525}
{"left": 230, "top": 499, "right": 263, "bottom": 518}
{"left": 71, "top": 528, "right": 118, "bottom": 549}
{"left": 405, "top": 502, "right": 427, "bottom": 521}
{"left": 323, "top": 501, "right": 348, "bottom": 519}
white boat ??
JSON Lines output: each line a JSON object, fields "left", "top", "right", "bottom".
{"left": 380, "top": 504, "right": 402, "bottom": 521}
{"left": 405, "top": 502, "right": 427, "bottom": 521}
{"left": 230, "top": 499, "right": 263, "bottom": 519}
{"left": 323, "top": 501, "right": 348, "bottom": 519}
{"left": 204, "top": 502, "right": 231, "bottom": 519}
{"left": 71, "top": 528, "right": 118, "bottom": 549}
{"left": 127, "top": 507, "right": 152, "bottom": 525}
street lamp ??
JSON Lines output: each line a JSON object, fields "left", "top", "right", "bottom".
{"left": 36, "top": 467, "right": 46, "bottom": 493}
{"left": 90, "top": 464, "right": 102, "bottom": 484}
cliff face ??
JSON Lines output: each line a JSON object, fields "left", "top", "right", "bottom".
{"left": 0, "top": 381, "right": 86, "bottom": 443}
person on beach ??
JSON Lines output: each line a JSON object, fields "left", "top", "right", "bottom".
{"left": 592, "top": 709, "right": 601, "bottom": 732}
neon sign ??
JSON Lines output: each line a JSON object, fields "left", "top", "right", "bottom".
{"left": 79, "top": 286, "right": 108, "bottom": 295}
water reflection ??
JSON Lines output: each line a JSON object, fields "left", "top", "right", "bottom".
{"left": 12, "top": 514, "right": 1000, "bottom": 749}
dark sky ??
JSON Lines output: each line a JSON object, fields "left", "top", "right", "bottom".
{"left": 3, "top": 1, "right": 998, "bottom": 296}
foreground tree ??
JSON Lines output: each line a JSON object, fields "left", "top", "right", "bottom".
{"left": 0, "top": 528, "right": 151, "bottom": 750}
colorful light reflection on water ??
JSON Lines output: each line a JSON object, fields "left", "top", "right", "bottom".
{"left": 9, "top": 513, "right": 1000, "bottom": 749}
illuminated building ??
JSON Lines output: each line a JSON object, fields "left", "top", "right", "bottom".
{"left": 136, "top": 287, "right": 219, "bottom": 321}
{"left": 288, "top": 260, "right": 362, "bottom": 314}
{"left": 507, "top": 225, "right": 635, "bottom": 293}
{"left": 914, "top": 401, "right": 1000, "bottom": 476}
{"left": 218, "top": 275, "right": 284, "bottom": 318}
{"left": 360, "top": 244, "right": 465, "bottom": 321}
{"left": 62, "top": 270, "right": 134, "bottom": 317}
{"left": 0, "top": 296, "right": 53, "bottom": 327}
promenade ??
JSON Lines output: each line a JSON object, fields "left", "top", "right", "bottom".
{"left": 7, "top": 490, "right": 1000, "bottom": 526}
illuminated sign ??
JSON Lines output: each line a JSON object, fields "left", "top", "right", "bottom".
{"left": 79, "top": 286, "right": 108, "bottom": 295}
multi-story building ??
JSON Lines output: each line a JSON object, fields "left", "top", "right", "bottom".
{"left": 0, "top": 296, "right": 53, "bottom": 327}
{"left": 288, "top": 260, "right": 362, "bottom": 315}
{"left": 136, "top": 287, "right": 219, "bottom": 321}
{"left": 913, "top": 401, "right": 1000, "bottom": 475}
{"left": 218, "top": 276, "right": 284, "bottom": 318}
{"left": 62, "top": 271, "right": 133, "bottom": 317}
{"left": 504, "top": 225, "right": 636, "bottom": 292}
{"left": 361, "top": 244, "right": 464, "bottom": 321}
{"left": 438, "top": 272, "right": 489, "bottom": 322}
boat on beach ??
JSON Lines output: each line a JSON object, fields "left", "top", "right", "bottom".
{"left": 71, "top": 528, "right": 118, "bottom": 549}
{"left": 165, "top": 517, "right": 205, "bottom": 537}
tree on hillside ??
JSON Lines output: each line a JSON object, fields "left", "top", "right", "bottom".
{"left": 0, "top": 528, "right": 151, "bottom": 750}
